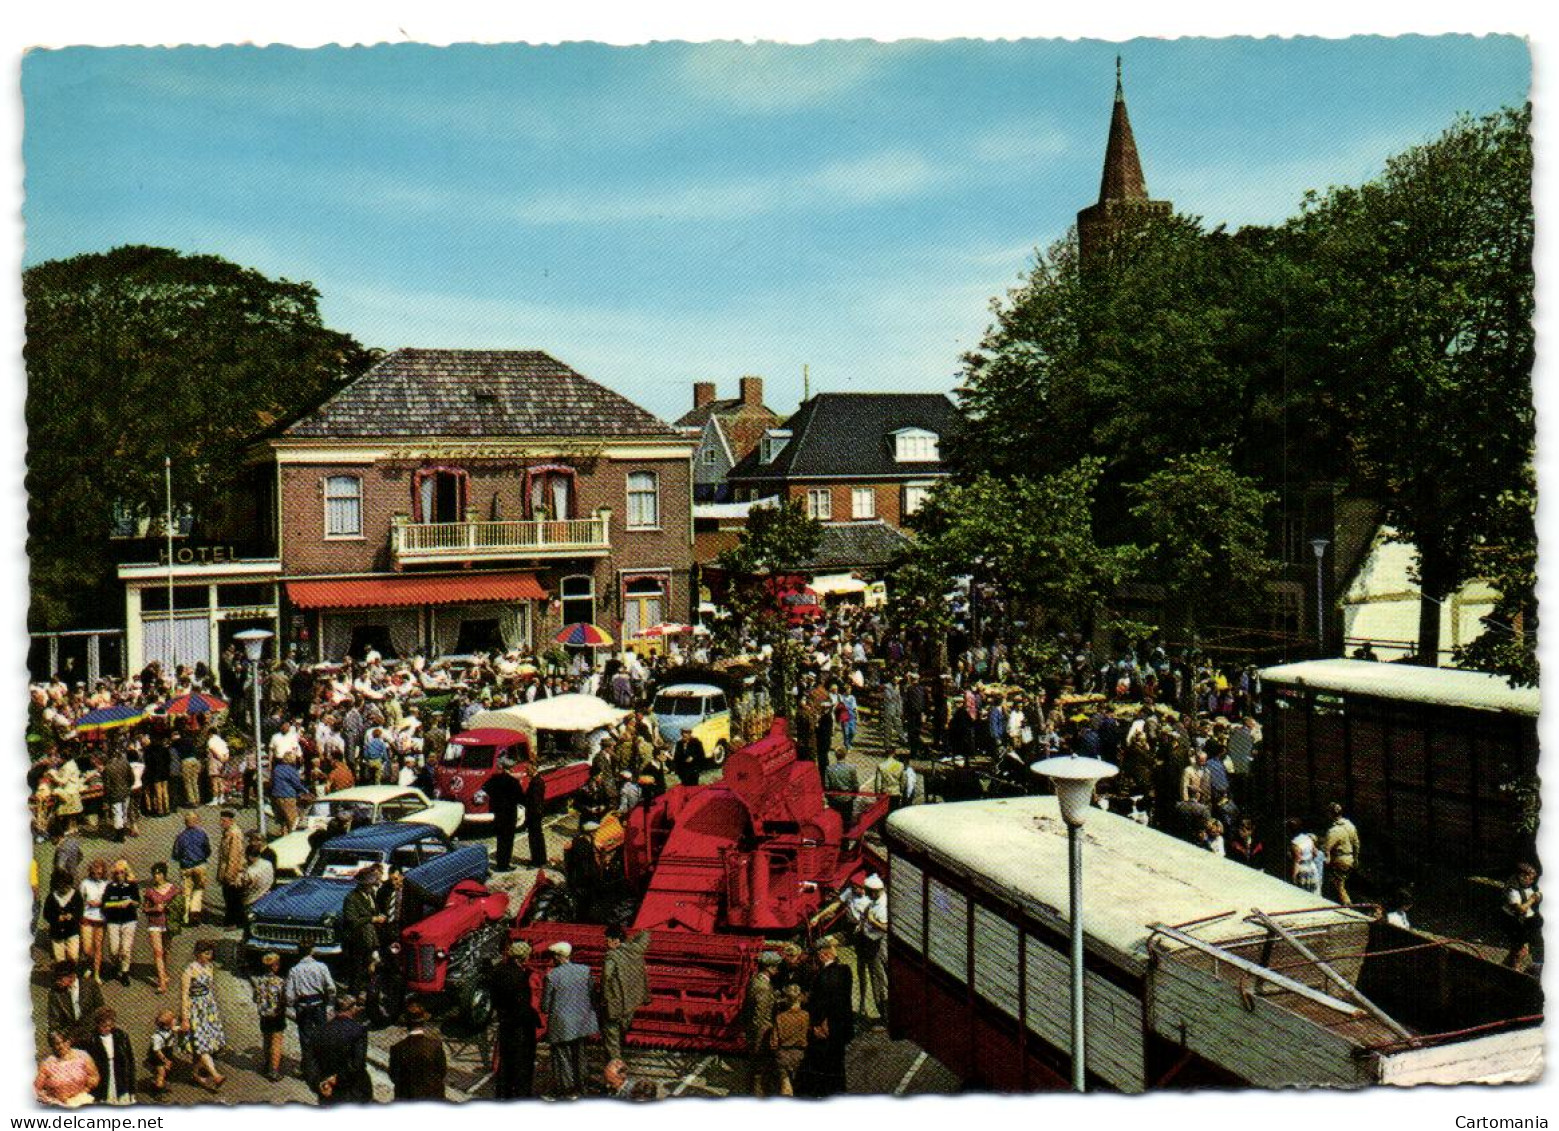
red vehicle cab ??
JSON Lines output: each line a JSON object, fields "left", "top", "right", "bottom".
{"left": 763, "top": 573, "right": 823, "bottom": 626}
{"left": 392, "top": 878, "right": 511, "bottom": 1025}
{"left": 435, "top": 727, "right": 593, "bottom": 822}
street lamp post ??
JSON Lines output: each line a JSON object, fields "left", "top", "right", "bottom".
{"left": 1310, "top": 538, "right": 1331, "bottom": 649}
{"left": 234, "top": 629, "right": 273, "bottom": 839}
{"left": 1031, "top": 753, "right": 1119, "bottom": 1093}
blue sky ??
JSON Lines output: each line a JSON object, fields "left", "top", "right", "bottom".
{"left": 21, "top": 36, "right": 1530, "bottom": 422}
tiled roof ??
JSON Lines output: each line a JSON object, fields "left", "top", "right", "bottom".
{"left": 793, "top": 521, "right": 911, "bottom": 571}
{"left": 728, "top": 392, "right": 961, "bottom": 481}
{"left": 282, "top": 349, "right": 678, "bottom": 439}
{"left": 674, "top": 398, "right": 780, "bottom": 430}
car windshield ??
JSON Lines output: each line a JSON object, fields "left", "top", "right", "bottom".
{"left": 325, "top": 800, "right": 375, "bottom": 824}
{"left": 313, "top": 848, "right": 385, "bottom": 880}
{"left": 653, "top": 693, "right": 703, "bottom": 717}
{"left": 444, "top": 743, "right": 496, "bottom": 769}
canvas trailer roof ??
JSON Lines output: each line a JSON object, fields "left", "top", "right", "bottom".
{"left": 886, "top": 796, "right": 1355, "bottom": 978}
{"left": 1259, "top": 658, "right": 1537, "bottom": 717}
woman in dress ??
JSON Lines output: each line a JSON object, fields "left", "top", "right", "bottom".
{"left": 101, "top": 860, "right": 141, "bottom": 987}
{"left": 49, "top": 755, "right": 85, "bottom": 836}
{"left": 142, "top": 863, "right": 179, "bottom": 993}
{"left": 78, "top": 858, "right": 110, "bottom": 981}
{"left": 1287, "top": 817, "right": 1324, "bottom": 896}
{"left": 34, "top": 1030, "right": 98, "bottom": 1107}
{"left": 180, "top": 939, "right": 226, "bottom": 1091}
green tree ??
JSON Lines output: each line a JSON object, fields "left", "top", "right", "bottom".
{"left": 25, "top": 246, "right": 373, "bottom": 630}
{"left": 714, "top": 498, "right": 823, "bottom": 646}
{"left": 1452, "top": 478, "right": 1537, "bottom": 687}
{"left": 1286, "top": 106, "right": 1534, "bottom": 666}
{"left": 1127, "top": 449, "right": 1277, "bottom": 639}
{"left": 952, "top": 214, "right": 1333, "bottom": 536}
{"left": 901, "top": 461, "right": 1142, "bottom": 649}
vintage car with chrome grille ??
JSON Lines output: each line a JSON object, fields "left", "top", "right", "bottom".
{"left": 391, "top": 879, "right": 511, "bottom": 1025}
{"left": 244, "top": 822, "right": 488, "bottom": 959}
{"left": 268, "top": 785, "right": 465, "bottom": 879}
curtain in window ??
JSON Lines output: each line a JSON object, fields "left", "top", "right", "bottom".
{"left": 552, "top": 476, "right": 572, "bottom": 521}
{"left": 143, "top": 616, "right": 211, "bottom": 671}
{"left": 386, "top": 610, "right": 419, "bottom": 660}
{"left": 499, "top": 604, "right": 531, "bottom": 651}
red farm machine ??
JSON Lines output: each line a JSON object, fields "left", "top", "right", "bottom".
{"left": 504, "top": 718, "right": 890, "bottom": 1050}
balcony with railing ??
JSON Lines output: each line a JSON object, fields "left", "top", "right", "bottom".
{"left": 391, "top": 510, "right": 611, "bottom": 568}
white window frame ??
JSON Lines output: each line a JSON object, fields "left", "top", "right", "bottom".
{"left": 893, "top": 428, "right": 941, "bottom": 463}
{"left": 807, "top": 488, "right": 832, "bottom": 520}
{"left": 903, "top": 482, "right": 934, "bottom": 516}
{"left": 323, "top": 474, "right": 364, "bottom": 539}
{"left": 851, "top": 486, "right": 876, "bottom": 520}
{"left": 626, "top": 471, "right": 660, "bottom": 530}
{"left": 703, "top": 446, "right": 718, "bottom": 466}
{"left": 762, "top": 430, "right": 792, "bottom": 463}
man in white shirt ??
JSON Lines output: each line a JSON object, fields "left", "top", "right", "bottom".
{"left": 269, "top": 719, "right": 303, "bottom": 763}
{"left": 852, "top": 874, "right": 889, "bottom": 1025}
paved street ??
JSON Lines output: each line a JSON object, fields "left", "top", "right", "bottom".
{"left": 28, "top": 712, "right": 959, "bottom": 1103}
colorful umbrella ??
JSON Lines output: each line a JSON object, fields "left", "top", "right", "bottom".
{"left": 555, "top": 622, "right": 614, "bottom": 647}
{"left": 632, "top": 622, "right": 691, "bottom": 639}
{"left": 165, "top": 691, "right": 228, "bottom": 716}
{"left": 73, "top": 704, "right": 146, "bottom": 734}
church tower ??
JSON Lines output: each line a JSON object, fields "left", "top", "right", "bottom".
{"left": 1076, "top": 58, "right": 1172, "bottom": 266}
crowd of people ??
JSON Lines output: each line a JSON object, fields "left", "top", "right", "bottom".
{"left": 25, "top": 600, "right": 1542, "bottom": 1106}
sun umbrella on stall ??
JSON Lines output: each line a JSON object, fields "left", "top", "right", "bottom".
{"left": 73, "top": 704, "right": 146, "bottom": 735}
{"left": 555, "top": 623, "right": 614, "bottom": 647}
{"left": 632, "top": 622, "right": 691, "bottom": 639}
{"left": 165, "top": 690, "right": 229, "bottom": 716}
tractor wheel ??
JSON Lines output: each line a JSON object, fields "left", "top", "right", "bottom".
{"left": 710, "top": 740, "right": 729, "bottom": 767}
{"left": 459, "top": 980, "right": 494, "bottom": 1029}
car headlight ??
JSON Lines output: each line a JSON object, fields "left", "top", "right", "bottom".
{"left": 472, "top": 790, "right": 488, "bottom": 806}
{"left": 435, "top": 949, "right": 448, "bottom": 961}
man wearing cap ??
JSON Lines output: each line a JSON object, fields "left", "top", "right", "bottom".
{"left": 670, "top": 729, "right": 704, "bottom": 788}
{"left": 616, "top": 770, "right": 642, "bottom": 814}
{"left": 216, "top": 809, "right": 248, "bottom": 928}
{"left": 484, "top": 758, "right": 525, "bottom": 873}
{"left": 491, "top": 940, "right": 541, "bottom": 1099}
{"left": 744, "top": 950, "right": 781, "bottom": 1096}
{"left": 541, "top": 941, "right": 598, "bottom": 1097}
{"left": 388, "top": 999, "right": 447, "bottom": 1100}
{"left": 315, "top": 994, "right": 372, "bottom": 1105}
{"left": 799, "top": 935, "right": 853, "bottom": 1096}
{"left": 853, "top": 875, "right": 889, "bottom": 1024}
{"left": 600, "top": 923, "right": 652, "bottom": 1063}
{"left": 342, "top": 865, "right": 385, "bottom": 993}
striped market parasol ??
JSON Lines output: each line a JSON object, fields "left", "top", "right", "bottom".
{"left": 73, "top": 704, "right": 146, "bottom": 734}
{"left": 555, "top": 622, "right": 614, "bottom": 647}
{"left": 165, "top": 690, "right": 229, "bottom": 716}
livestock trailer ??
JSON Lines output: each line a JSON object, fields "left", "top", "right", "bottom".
{"left": 1259, "top": 659, "right": 1539, "bottom": 878}
{"left": 885, "top": 797, "right": 1542, "bottom": 1092}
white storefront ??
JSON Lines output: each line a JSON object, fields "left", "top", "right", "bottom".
{"left": 118, "top": 556, "right": 283, "bottom": 674}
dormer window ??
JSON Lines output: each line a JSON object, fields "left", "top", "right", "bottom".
{"left": 762, "top": 429, "right": 792, "bottom": 463}
{"left": 893, "top": 428, "right": 940, "bottom": 463}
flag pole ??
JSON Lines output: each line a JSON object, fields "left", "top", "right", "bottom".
{"left": 166, "top": 456, "right": 178, "bottom": 671}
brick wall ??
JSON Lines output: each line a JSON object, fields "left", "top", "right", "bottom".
{"left": 786, "top": 480, "right": 913, "bottom": 529}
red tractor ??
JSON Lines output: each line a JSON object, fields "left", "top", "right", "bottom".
{"left": 390, "top": 879, "right": 511, "bottom": 1026}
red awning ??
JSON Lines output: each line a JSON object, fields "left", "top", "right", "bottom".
{"left": 286, "top": 572, "right": 547, "bottom": 610}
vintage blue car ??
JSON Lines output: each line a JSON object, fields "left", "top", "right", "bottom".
{"left": 244, "top": 822, "right": 489, "bottom": 958}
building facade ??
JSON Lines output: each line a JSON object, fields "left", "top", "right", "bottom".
{"left": 725, "top": 392, "right": 962, "bottom": 532}
{"left": 675, "top": 376, "right": 782, "bottom": 503}
{"left": 119, "top": 349, "right": 695, "bottom": 669}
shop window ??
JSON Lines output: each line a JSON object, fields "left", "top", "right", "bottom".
{"left": 324, "top": 475, "right": 363, "bottom": 537}
{"left": 454, "top": 618, "right": 503, "bottom": 655}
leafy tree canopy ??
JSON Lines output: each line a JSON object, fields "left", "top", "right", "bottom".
{"left": 26, "top": 245, "right": 374, "bottom": 630}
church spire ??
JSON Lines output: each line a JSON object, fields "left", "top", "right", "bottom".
{"left": 1097, "top": 56, "right": 1149, "bottom": 204}
{"left": 1076, "top": 57, "right": 1171, "bottom": 267}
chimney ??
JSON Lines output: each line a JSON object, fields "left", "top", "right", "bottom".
{"left": 693, "top": 382, "right": 717, "bottom": 410}
{"left": 739, "top": 375, "right": 764, "bottom": 409}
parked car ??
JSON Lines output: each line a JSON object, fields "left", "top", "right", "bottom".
{"left": 244, "top": 823, "right": 488, "bottom": 958}
{"left": 268, "top": 785, "right": 466, "bottom": 879}
{"left": 652, "top": 683, "right": 733, "bottom": 766}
